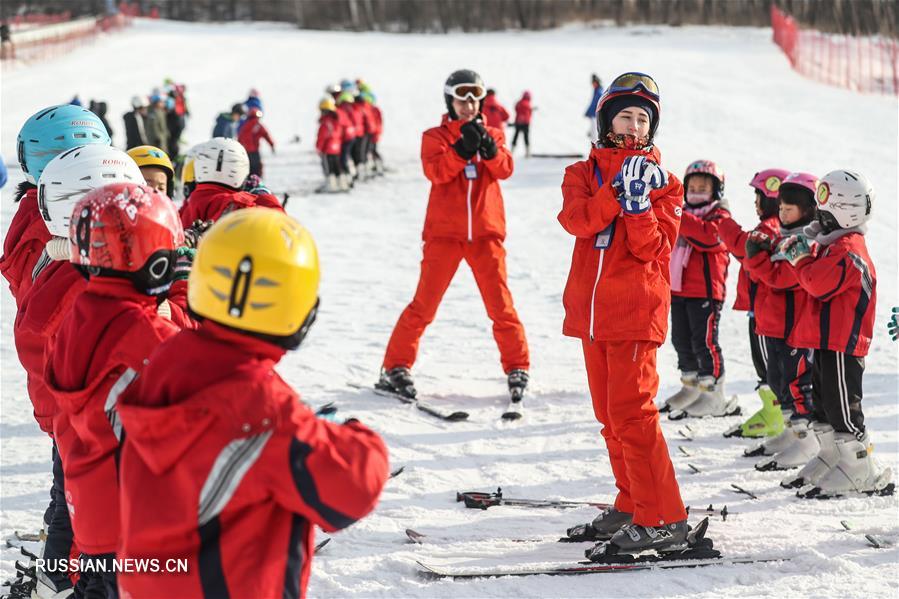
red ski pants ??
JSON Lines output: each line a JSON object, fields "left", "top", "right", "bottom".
{"left": 582, "top": 339, "right": 686, "bottom": 526}
{"left": 383, "top": 238, "right": 529, "bottom": 373}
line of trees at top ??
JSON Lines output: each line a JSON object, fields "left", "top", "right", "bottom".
{"left": 3, "top": 0, "right": 896, "bottom": 38}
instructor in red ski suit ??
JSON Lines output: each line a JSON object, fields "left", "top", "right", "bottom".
{"left": 379, "top": 69, "right": 529, "bottom": 400}
{"left": 560, "top": 73, "right": 688, "bottom": 549}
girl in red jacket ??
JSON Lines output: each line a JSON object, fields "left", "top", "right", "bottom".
{"left": 378, "top": 69, "right": 530, "bottom": 411}
{"left": 315, "top": 96, "right": 347, "bottom": 193}
{"left": 718, "top": 169, "right": 790, "bottom": 439}
{"left": 559, "top": 73, "right": 690, "bottom": 556}
{"left": 741, "top": 172, "right": 818, "bottom": 470}
{"left": 512, "top": 91, "right": 533, "bottom": 157}
{"left": 237, "top": 108, "right": 274, "bottom": 177}
{"left": 664, "top": 159, "right": 736, "bottom": 419}
{"left": 774, "top": 170, "right": 892, "bottom": 498}
{"left": 117, "top": 209, "right": 389, "bottom": 598}
{"left": 45, "top": 182, "right": 189, "bottom": 596}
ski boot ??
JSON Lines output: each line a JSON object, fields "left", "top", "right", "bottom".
{"left": 755, "top": 418, "right": 819, "bottom": 471}
{"left": 376, "top": 367, "right": 417, "bottom": 399}
{"left": 804, "top": 433, "right": 895, "bottom": 499}
{"left": 316, "top": 174, "right": 339, "bottom": 194}
{"left": 743, "top": 410, "right": 793, "bottom": 457}
{"left": 566, "top": 506, "right": 633, "bottom": 542}
{"left": 671, "top": 377, "right": 739, "bottom": 420}
{"left": 338, "top": 173, "right": 351, "bottom": 192}
{"left": 783, "top": 422, "right": 838, "bottom": 491}
{"left": 723, "top": 385, "right": 783, "bottom": 438}
{"left": 585, "top": 518, "right": 719, "bottom": 563}
{"left": 660, "top": 371, "right": 701, "bottom": 414}
{"left": 507, "top": 369, "right": 529, "bottom": 401}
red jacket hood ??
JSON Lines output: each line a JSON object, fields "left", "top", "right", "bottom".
{"left": 117, "top": 321, "right": 287, "bottom": 475}
{"left": 0, "top": 188, "right": 53, "bottom": 302}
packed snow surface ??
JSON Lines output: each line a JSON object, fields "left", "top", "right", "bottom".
{"left": 2, "top": 19, "right": 897, "bottom": 597}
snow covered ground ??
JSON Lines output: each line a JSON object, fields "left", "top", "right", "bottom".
{"left": 2, "top": 18, "right": 897, "bottom": 597}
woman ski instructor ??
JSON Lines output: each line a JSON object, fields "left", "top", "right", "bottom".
{"left": 559, "top": 73, "right": 693, "bottom": 557}
{"left": 378, "top": 69, "right": 530, "bottom": 411}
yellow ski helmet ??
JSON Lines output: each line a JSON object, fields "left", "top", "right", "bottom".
{"left": 127, "top": 146, "right": 175, "bottom": 180}
{"left": 319, "top": 96, "right": 337, "bottom": 112}
{"left": 188, "top": 208, "right": 320, "bottom": 348}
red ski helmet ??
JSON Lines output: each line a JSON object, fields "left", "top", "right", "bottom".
{"left": 70, "top": 182, "right": 185, "bottom": 295}
{"left": 596, "top": 72, "right": 661, "bottom": 142}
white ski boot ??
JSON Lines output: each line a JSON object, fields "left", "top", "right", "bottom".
{"left": 783, "top": 422, "right": 839, "bottom": 491}
{"left": 755, "top": 418, "right": 819, "bottom": 471}
{"left": 673, "top": 376, "right": 739, "bottom": 419}
{"left": 743, "top": 410, "right": 792, "bottom": 457}
{"left": 804, "top": 433, "right": 895, "bottom": 498}
{"left": 661, "top": 371, "right": 701, "bottom": 414}
{"left": 338, "top": 173, "right": 351, "bottom": 192}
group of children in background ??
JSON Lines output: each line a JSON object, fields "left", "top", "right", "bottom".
{"left": 660, "top": 160, "right": 893, "bottom": 499}
{"left": 480, "top": 88, "right": 534, "bottom": 157}
{"left": 3, "top": 103, "right": 388, "bottom": 598}
{"left": 314, "top": 78, "right": 385, "bottom": 193}
{"left": 120, "top": 78, "right": 190, "bottom": 159}
{"left": 210, "top": 88, "right": 275, "bottom": 177}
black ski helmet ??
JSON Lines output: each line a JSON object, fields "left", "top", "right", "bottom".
{"left": 444, "top": 69, "right": 485, "bottom": 120}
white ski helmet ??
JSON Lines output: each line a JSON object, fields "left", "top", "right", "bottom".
{"left": 816, "top": 170, "right": 874, "bottom": 230}
{"left": 38, "top": 145, "right": 143, "bottom": 238}
{"left": 192, "top": 137, "right": 250, "bottom": 189}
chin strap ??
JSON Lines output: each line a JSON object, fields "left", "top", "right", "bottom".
{"left": 46, "top": 237, "right": 70, "bottom": 261}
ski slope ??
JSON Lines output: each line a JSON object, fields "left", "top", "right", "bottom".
{"left": 2, "top": 18, "right": 897, "bottom": 597}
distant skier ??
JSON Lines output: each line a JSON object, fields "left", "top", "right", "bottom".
{"left": 559, "top": 73, "right": 691, "bottom": 556}
{"left": 378, "top": 69, "right": 530, "bottom": 408}
{"left": 237, "top": 107, "right": 275, "bottom": 178}
{"left": 512, "top": 91, "right": 533, "bottom": 157}
{"left": 212, "top": 103, "right": 244, "bottom": 138}
{"left": 584, "top": 73, "right": 603, "bottom": 141}
{"left": 482, "top": 88, "right": 510, "bottom": 129}
{"left": 315, "top": 96, "right": 348, "bottom": 192}
{"left": 123, "top": 95, "right": 149, "bottom": 149}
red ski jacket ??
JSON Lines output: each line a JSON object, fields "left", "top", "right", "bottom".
{"left": 237, "top": 115, "right": 274, "bottom": 153}
{"left": 559, "top": 145, "right": 682, "bottom": 343}
{"left": 421, "top": 115, "right": 513, "bottom": 242}
{"left": 315, "top": 112, "right": 342, "bottom": 155}
{"left": 788, "top": 231, "right": 876, "bottom": 356}
{"left": 357, "top": 100, "right": 377, "bottom": 136}
{"left": 116, "top": 321, "right": 389, "bottom": 599}
{"left": 743, "top": 225, "right": 814, "bottom": 341}
{"left": 0, "top": 187, "right": 52, "bottom": 306}
{"left": 717, "top": 215, "right": 780, "bottom": 312}
{"left": 672, "top": 206, "right": 729, "bottom": 301}
{"left": 14, "top": 259, "right": 86, "bottom": 434}
{"left": 371, "top": 105, "right": 384, "bottom": 143}
{"left": 44, "top": 278, "right": 181, "bottom": 555}
{"left": 349, "top": 102, "right": 365, "bottom": 137}
{"left": 482, "top": 95, "right": 510, "bottom": 129}
{"left": 514, "top": 96, "right": 532, "bottom": 125}
{"left": 337, "top": 104, "right": 356, "bottom": 141}
{"left": 179, "top": 183, "right": 283, "bottom": 229}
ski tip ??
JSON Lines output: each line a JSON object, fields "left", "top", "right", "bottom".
{"left": 446, "top": 411, "right": 470, "bottom": 422}
{"left": 840, "top": 520, "right": 852, "bottom": 531}
{"left": 389, "top": 466, "right": 406, "bottom": 479}
{"left": 501, "top": 411, "right": 523, "bottom": 421}
{"left": 405, "top": 528, "right": 426, "bottom": 544}
{"left": 313, "top": 537, "right": 331, "bottom": 553}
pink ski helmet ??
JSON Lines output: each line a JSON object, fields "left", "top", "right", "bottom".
{"left": 749, "top": 168, "right": 790, "bottom": 199}
{"left": 683, "top": 159, "right": 725, "bottom": 200}
{"left": 780, "top": 171, "right": 819, "bottom": 195}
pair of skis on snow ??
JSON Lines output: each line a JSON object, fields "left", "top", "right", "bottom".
{"left": 347, "top": 382, "right": 523, "bottom": 422}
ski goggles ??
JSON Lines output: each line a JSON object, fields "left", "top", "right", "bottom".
{"left": 606, "top": 72, "right": 660, "bottom": 100}
{"left": 444, "top": 83, "right": 487, "bottom": 101}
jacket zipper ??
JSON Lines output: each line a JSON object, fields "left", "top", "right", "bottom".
{"left": 589, "top": 248, "right": 605, "bottom": 342}
{"left": 466, "top": 156, "right": 477, "bottom": 242}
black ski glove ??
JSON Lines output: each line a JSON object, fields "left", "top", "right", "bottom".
{"left": 479, "top": 131, "right": 498, "bottom": 160}
{"left": 452, "top": 121, "right": 482, "bottom": 161}
{"left": 183, "top": 219, "right": 214, "bottom": 249}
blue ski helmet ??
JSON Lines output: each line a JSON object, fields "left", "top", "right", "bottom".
{"left": 17, "top": 104, "right": 111, "bottom": 184}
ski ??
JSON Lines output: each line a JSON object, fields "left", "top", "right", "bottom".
{"left": 416, "top": 554, "right": 790, "bottom": 578}
{"left": 730, "top": 483, "right": 759, "bottom": 500}
{"left": 314, "top": 537, "right": 331, "bottom": 554}
{"left": 13, "top": 532, "right": 41, "bottom": 543}
{"left": 501, "top": 398, "right": 523, "bottom": 421}
{"left": 347, "top": 382, "right": 469, "bottom": 422}
{"left": 840, "top": 520, "right": 892, "bottom": 548}
{"left": 389, "top": 466, "right": 405, "bottom": 479}
{"left": 456, "top": 488, "right": 730, "bottom": 520}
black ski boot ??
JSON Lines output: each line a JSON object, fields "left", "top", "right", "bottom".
{"left": 507, "top": 369, "right": 529, "bottom": 401}
{"left": 565, "top": 506, "right": 633, "bottom": 542}
{"left": 586, "top": 517, "right": 719, "bottom": 563}
{"left": 376, "top": 367, "right": 417, "bottom": 399}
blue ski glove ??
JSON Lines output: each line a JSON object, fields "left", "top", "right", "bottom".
{"left": 613, "top": 156, "right": 667, "bottom": 215}
{"left": 888, "top": 307, "right": 898, "bottom": 341}
{"left": 776, "top": 235, "right": 813, "bottom": 266}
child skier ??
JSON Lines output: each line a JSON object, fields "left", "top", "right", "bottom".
{"left": 379, "top": 69, "right": 530, "bottom": 409}
{"left": 482, "top": 88, "right": 510, "bottom": 129}
{"left": 559, "top": 72, "right": 691, "bottom": 556}
{"left": 237, "top": 107, "right": 275, "bottom": 178}
{"left": 512, "top": 91, "right": 533, "bottom": 157}
{"left": 741, "top": 172, "right": 818, "bottom": 467}
{"left": 127, "top": 145, "right": 175, "bottom": 196}
{"left": 316, "top": 96, "right": 347, "bottom": 192}
{"left": 116, "top": 208, "right": 390, "bottom": 598}
{"left": 663, "top": 159, "right": 736, "bottom": 419}
{"left": 776, "top": 170, "right": 893, "bottom": 498}
{"left": 178, "top": 137, "right": 282, "bottom": 227}
{"left": 44, "top": 182, "right": 189, "bottom": 595}
{"left": 718, "top": 169, "right": 790, "bottom": 438}
{"left": 336, "top": 91, "right": 358, "bottom": 181}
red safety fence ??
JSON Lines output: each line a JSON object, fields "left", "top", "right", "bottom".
{"left": 771, "top": 5, "right": 898, "bottom": 95}
{"left": 1, "top": 13, "right": 131, "bottom": 66}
